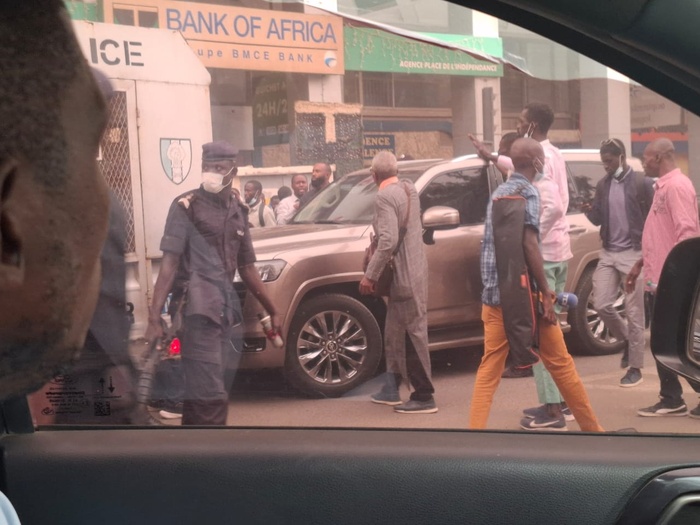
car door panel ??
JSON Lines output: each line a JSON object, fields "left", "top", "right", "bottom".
{"left": 3, "top": 428, "right": 700, "bottom": 525}
{"left": 421, "top": 165, "right": 491, "bottom": 330}
{"left": 425, "top": 225, "right": 484, "bottom": 330}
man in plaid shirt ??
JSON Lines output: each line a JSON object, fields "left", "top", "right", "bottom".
{"left": 469, "top": 138, "right": 603, "bottom": 432}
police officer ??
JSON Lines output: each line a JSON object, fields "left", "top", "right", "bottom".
{"left": 145, "top": 141, "right": 279, "bottom": 426}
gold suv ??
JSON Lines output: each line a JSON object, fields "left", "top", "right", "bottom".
{"left": 234, "top": 151, "right": 643, "bottom": 397}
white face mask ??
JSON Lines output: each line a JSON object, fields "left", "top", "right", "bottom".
{"left": 524, "top": 122, "right": 535, "bottom": 139}
{"left": 533, "top": 159, "right": 545, "bottom": 182}
{"left": 613, "top": 156, "right": 624, "bottom": 179}
{"left": 201, "top": 167, "right": 234, "bottom": 193}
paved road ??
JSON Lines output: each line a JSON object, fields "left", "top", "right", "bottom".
{"left": 155, "top": 337, "right": 700, "bottom": 434}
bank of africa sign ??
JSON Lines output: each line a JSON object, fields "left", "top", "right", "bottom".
{"left": 103, "top": 0, "right": 344, "bottom": 74}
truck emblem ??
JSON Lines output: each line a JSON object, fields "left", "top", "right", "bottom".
{"left": 160, "top": 138, "right": 192, "bottom": 184}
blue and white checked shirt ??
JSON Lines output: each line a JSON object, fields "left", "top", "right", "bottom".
{"left": 481, "top": 173, "right": 540, "bottom": 306}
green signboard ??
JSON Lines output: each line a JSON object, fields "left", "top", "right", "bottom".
{"left": 64, "top": 0, "right": 100, "bottom": 21}
{"left": 344, "top": 27, "right": 503, "bottom": 77}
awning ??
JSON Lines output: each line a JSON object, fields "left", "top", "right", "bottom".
{"left": 346, "top": 27, "right": 505, "bottom": 76}
{"left": 311, "top": 5, "right": 531, "bottom": 75}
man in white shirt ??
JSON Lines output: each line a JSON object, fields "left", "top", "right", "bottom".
{"left": 514, "top": 103, "right": 575, "bottom": 431}
{"left": 276, "top": 174, "right": 309, "bottom": 225}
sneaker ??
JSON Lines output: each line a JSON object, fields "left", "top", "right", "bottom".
{"left": 519, "top": 415, "right": 567, "bottom": 431}
{"left": 394, "top": 399, "right": 438, "bottom": 414}
{"left": 620, "top": 368, "right": 643, "bottom": 388}
{"left": 688, "top": 404, "right": 700, "bottom": 419}
{"left": 158, "top": 402, "right": 183, "bottom": 419}
{"left": 561, "top": 405, "right": 574, "bottom": 422}
{"left": 620, "top": 344, "right": 629, "bottom": 369}
{"left": 130, "top": 404, "right": 164, "bottom": 426}
{"left": 147, "top": 399, "right": 167, "bottom": 410}
{"left": 371, "top": 390, "right": 402, "bottom": 406}
{"left": 501, "top": 366, "right": 534, "bottom": 379}
{"left": 523, "top": 404, "right": 575, "bottom": 422}
{"left": 522, "top": 405, "right": 547, "bottom": 419}
{"left": 159, "top": 409, "right": 182, "bottom": 419}
{"left": 637, "top": 401, "right": 688, "bottom": 417}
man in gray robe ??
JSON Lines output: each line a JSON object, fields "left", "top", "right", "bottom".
{"left": 360, "top": 151, "right": 437, "bottom": 414}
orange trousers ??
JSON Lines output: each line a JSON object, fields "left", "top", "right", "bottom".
{"left": 469, "top": 305, "right": 604, "bottom": 432}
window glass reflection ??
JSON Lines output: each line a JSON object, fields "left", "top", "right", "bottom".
{"left": 23, "top": 0, "right": 700, "bottom": 435}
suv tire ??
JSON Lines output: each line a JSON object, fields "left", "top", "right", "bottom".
{"left": 284, "top": 294, "right": 383, "bottom": 397}
{"left": 566, "top": 267, "right": 626, "bottom": 356}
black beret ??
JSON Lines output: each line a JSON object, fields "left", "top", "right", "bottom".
{"left": 202, "top": 141, "right": 237, "bottom": 161}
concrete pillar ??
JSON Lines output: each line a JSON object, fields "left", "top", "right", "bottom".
{"left": 686, "top": 110, "right": 700, "bottom": 193}
{"left": 452, "top": 12, "right": 501, "bottom": 156}
{"left": 308, "top": 75, "right": 343, "bottom": 103}
{"left": 452, "top": 77, "right": 477, "bottom": 157}
{"left": 304, "top": 0, "right": 342, "bottom": 104}
{"left": 579, "top": 60, "right": 632, "bottom": 153}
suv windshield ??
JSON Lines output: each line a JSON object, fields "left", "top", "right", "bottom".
{"left": 292, "top": 169, "right": 425, "bottom": 224}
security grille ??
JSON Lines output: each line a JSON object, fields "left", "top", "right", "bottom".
{"left": 98, "top": 91, "right": 136, "bottom": 254}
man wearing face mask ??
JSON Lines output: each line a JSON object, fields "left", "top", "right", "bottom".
{"left": 145, "top": 141, "right": 280, "bottom": 426}
{"left": 299, "top": 162, "right": 332, "bottom": 207}
{"left": 582, "top": 138, "right": 654, "bottom": 388}
{"left": 244, "top": 179, "right": 277, "bottom": 228}
{"left": 469, "top": 138, "right": 603, "bottom": 432}
{"left": 505, "top": 103, "right": 574, "bottom": 431}
{"left": 501, "top": 103, "right": 570, "bottom": 386}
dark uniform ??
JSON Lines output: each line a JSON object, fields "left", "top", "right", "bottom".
{"left": 160, "top": 184, "right": 255, "bottom": 425}
{"left": 53, "top": 193, "right": 148, "bottom": 424}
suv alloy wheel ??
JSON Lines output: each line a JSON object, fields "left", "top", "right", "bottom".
{"left": 284, "top": 294, "right": 384, "bottom": 397}
{"left": 566, "top": 267, "right": 626, "bottom": 356}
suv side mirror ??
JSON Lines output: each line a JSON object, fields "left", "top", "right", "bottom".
{"left": 422, "top": 206, "right": 460, "bottom": 245}
{"left": 422, "top": 206, "right": 460, "bottom": 230}
{"left": 650, "top": 237, "right": 700, "bottom": 383}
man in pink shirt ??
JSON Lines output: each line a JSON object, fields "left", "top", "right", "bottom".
{"left": 628, "top": 138, "right": 700, "bottom": 417}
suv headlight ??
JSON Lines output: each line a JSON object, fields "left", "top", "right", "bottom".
{"left": 233, "top": 260, "right": 287, "bottom": 283}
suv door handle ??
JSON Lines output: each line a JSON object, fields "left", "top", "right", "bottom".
{"left": 569, "top": 227, "right": 587, "bottom": 235}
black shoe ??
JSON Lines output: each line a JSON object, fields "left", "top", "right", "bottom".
{"left": 689, "top": 403, "right": 700, "bottom": 419}
{"left": 371, "top": 390, "right": 402, "bottom": 406}
{"left": 637, "top": 400, "right": 688, "bottom": 417}
{"left": 393, "top": 398, "right": 438, "bottom": 414}
{"left": 523, "top": 404, "right": 575, "bottom": 422}
{"left": 501, "top": 366, "right": 534, "bottom": 378}
{"left": 519, "top": 414, "right": 567, "bottom": 431}
{"left": 159, "top": 401, "right": 184, "bottom": 419}
{"left": 147, "top": 398, "right": 167, "bottom": 410}
{"left": 131, "top": 404, "right": 165, "bottom": 426}
{"left": 620, "top": 368, "right": 643, "bottom": 388}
